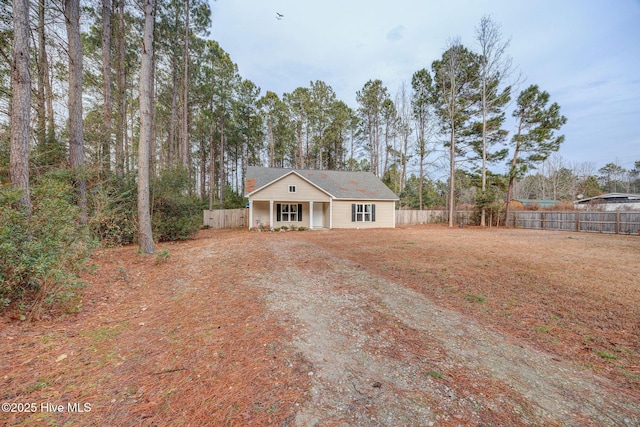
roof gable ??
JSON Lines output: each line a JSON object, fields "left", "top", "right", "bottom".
{"left": 247, "top": 170, "right": 333, "bottom": 199}
{"left": 245, "top": 167, "right": 398, "bottom": 200}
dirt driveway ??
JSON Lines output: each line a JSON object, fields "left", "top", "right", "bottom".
{"left": 253, "top": 231, "right": 639, "bottom": 426}
{"left": 2, "top": 226, "right": 639, "bottom": 426}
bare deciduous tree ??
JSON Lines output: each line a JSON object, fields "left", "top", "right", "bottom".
{"left": 475, "top": 16, "right": 514, "bottom": 226}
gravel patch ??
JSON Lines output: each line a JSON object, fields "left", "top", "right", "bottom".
{"left": 250, "top": 237, "right": 639, "bottom": 426}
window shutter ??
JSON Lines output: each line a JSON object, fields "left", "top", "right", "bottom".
{"left": 371, "top": 204, "right": 376, "bottom": 222}
{"left": 277, "top": 204, "right": 281, "bottom": 222}
{"left": 351, "top": 204, "right": 356, "bottom": 222}
{"left": 298, "top": 204, "right": 303, "bottom": 222}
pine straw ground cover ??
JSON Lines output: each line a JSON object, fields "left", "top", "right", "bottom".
{"left": 1, "top": 230, "right": 310, "bottom": 426}
{"left": 303, "top": 225, "right": 640, "bottom": 394}
{"left": 1, "top": 225, "right": 639, "bottom": 426}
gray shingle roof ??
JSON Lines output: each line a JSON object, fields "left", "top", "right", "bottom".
{"left": 245, "top": 166, "right": 399, "bottom": 200}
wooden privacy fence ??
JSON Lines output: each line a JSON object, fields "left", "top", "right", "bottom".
{"left": 509, "top": 210, "right": 640, "bottom": 235}
{"left": 396, "top": 210, "right": 475, "bottom": 226}
{"left": 203, "top": 209, "right": 247, "bottom": 229}
{"left": 204, "top": 209, "right": 475, "bottom": 229}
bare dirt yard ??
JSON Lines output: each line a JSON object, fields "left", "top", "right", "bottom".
{"left": 2, "top": 225, "right": 639, "bottom": 426}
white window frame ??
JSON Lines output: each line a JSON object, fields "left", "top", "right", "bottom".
{"left": 355, "top": 203, "right": 372, "bottom": 222}
{"left": 281, "top": 203, "right": 298, "bottom": 222}
{"left": 288, "top": 185, "right": 296, "bottom": 193}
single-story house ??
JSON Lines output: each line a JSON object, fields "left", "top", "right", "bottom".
{"left": 574, "top": 193, "right": 640, "bottom": 211}
{"left": 244, "top": 166, "right": 399, "bottom": 229}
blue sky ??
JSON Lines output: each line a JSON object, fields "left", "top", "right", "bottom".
{"left": 209, "top": 0, "right": 640, "bottom": 173}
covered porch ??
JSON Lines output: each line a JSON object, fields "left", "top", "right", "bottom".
{"left": 248, "top": 200, "right": 332, "bottom": 230}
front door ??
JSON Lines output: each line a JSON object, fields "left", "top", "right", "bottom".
{"left": 313, "top": 203, "right": 323, "bottom": 228}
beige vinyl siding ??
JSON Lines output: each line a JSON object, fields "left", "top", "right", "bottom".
{"left": 252, "top": 201, "right": 332, "bottom": 229}
{"left": 250, "top": 174, "right": 330, "bottom": 202}
{"left": 332, "top": 200, "right": 396, "bottom": 228}
{"left": 250, "top": 201, "right": 271, "bottom": 228}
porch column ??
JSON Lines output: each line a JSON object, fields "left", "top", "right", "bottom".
{"left": 329, "top": 198, "right": 333, "bottom": 229}
{"left": 248, "top": 200, "right": 253, "bottom": 229}
{"left": 309, "top": 200, "right": 314, "bottom": 229}
{"left": 393, "top": 202, "right": 396, "bottom": 228}
{"left": 269, "top": 200, "right": 274, "bottom": 229}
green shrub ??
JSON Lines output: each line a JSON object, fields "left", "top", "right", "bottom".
{"left": 88, "top": 169, "right": 201, "bottom": 245}
{"left": 151, "top": 168, "right": 201, "bottom": 242}
{"left": 0, "top": 177, "right": 92, "bottom": 318}
{"left": 88, "top": 175, "right": 137, "bottom": 247}
{"left": 152, "top": 196, "right": 201, "bottom": 241}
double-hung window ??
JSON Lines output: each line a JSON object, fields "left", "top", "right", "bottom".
{"left": 277, "top": 203, "right": 303, "bottom": 222}
{"left": 351, "top": 203, "right": 376, "bottom": 222}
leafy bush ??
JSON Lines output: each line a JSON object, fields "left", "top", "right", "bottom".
{"left": 88, "top": 175, "right": 137, "bottom": 247}
{"left": 88, "top": 169, "right": 201, "bottom": 245}
{"left": 151, "top": 168, "right": 201, "bottom": 242}
{"left": 0, "top": 177, "right": 92, "bottom": 318}
{"left": 152, "top": 195, "right": 201, "bottom": 241}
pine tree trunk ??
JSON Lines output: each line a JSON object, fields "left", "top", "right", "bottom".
{"left": 101, "top": 0, "right": 112, "bottom": 175}
{"left": 181, "top": 0, "right": 190, "bottom": 170}
{"left": 448, "top": 128, "right": 455, "bottom": 228}
{"left": 480, "top": 86, "right": 488, "bottom": 227}
{"left": 10, "top": 0, "right": 31, "bottom": 214}
{"left": 138, "top": 0, "right": 155, "bottom": 254}
{"left": 36, "top": 0, "right": 56, "bottom": 151}
{"left": 115, "top": 0, "right": 125, "bottom": 177}
{"left": 168, "top": 54, "right": 178, "bottom": 168}
{"left": 35, "top": 0, "right": 46, "bottom": 148}
{"left": 218, "top": 113, "right": 225, "bottom": 208}
{"left": 64, "top": 0, "right": 87, "bottom": 223}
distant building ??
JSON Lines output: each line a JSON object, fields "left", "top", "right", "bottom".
{"left": 574, "top": 193, "right": 640, "bottom": 211}
{"left": 509, "top": 199, "right": 560, "bottom": 209}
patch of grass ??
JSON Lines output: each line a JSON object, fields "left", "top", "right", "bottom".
{"left": 156, "top": 249, "right": 171, "bottom": 264}
{"left": 24, "top": 377, "right": 52, "bottom": 394}
{"left": 423, "top": 371, "right": 444, "bottom": 379}
{"left": 534, "top": 325, "right": 550, "bottom": 334}
{"left": 464, "top": 293, "right": 486, "bottom": 303}
{"left": 117, "top": 266, "right": 128, "bottom": 282}
{"left": 86, "top": 323, "right": 124, "bottom": 342}
{"left": 404, "top": 241, "right": 416, "bottom": 245}
{"left": 622, "top": 370, "right": 640, "bottom": 381}
{"left": 594, "top": 349, "right": 617, "bottom": 360}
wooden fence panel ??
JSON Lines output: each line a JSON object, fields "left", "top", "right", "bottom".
{"left": 203, "top": 209, "right": 248, "bottom": 229}
{"left": 511, "top": 210, "right": 640, "bottom": 235}
{"left": 619, "top": 212, "right": 640, "bottom": 234}
{"left": 395, "top": 210, "right": 474, "bottom": 226}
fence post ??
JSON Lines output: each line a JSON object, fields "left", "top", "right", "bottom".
{"left": 576, "top": 212, "right": 580, "bottom": 232}
{"left": 616, "top": 211, "right": 620, "bottom": 234}
{"left": 542, "top": 212, "right": 546, "bottom": 230}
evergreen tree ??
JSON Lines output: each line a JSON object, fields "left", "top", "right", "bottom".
{"left": 432, "top": 41, "right": 480, "bottom": 226}
{"left": 505, "top": 85, "right": 567, "bottom": 223}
